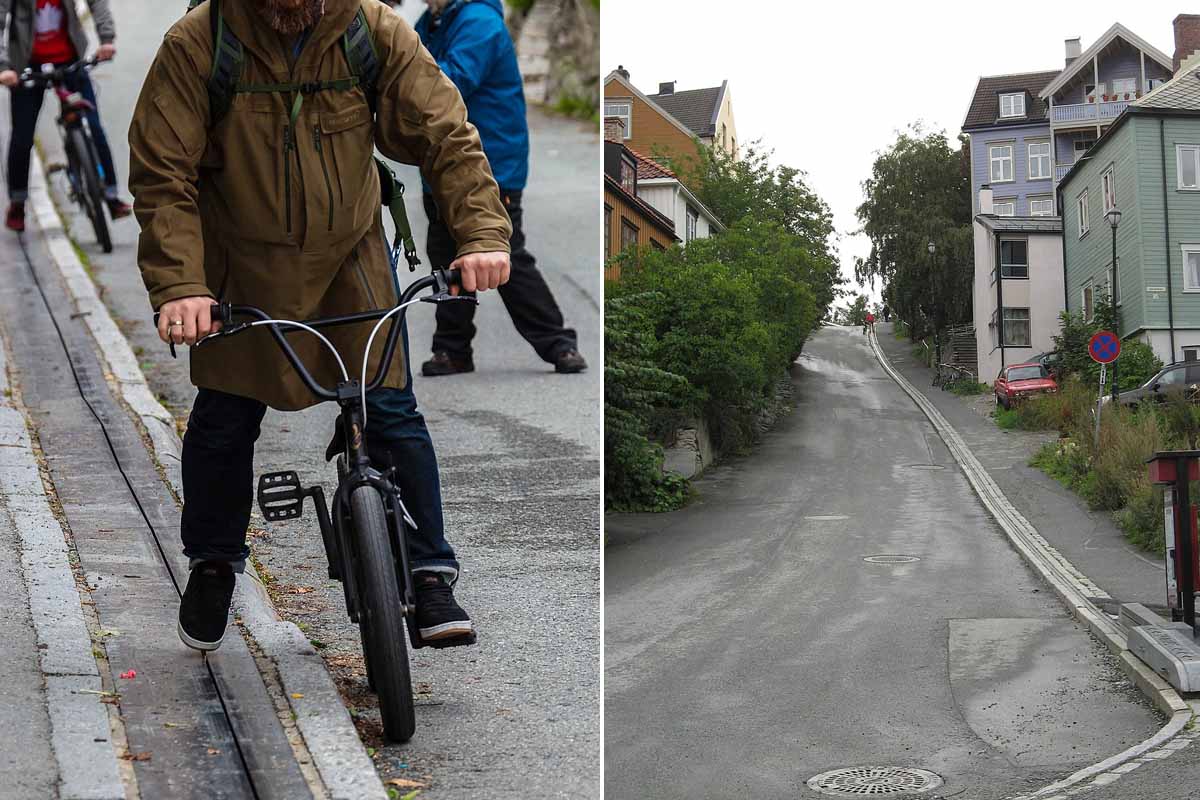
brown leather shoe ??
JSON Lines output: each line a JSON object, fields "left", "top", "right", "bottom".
{"left": 421, "top": 350, "right": 475, "bottom": 377}
{"left": 554, "top": 349, "right": 587, "bottom": 374}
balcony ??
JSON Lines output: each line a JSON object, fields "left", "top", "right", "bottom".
{"left": 1050, "top": 99, "right": 1131, "bottom": 126}
{"left": 1055, "top": 163, "right": 1074, "bottom": 182}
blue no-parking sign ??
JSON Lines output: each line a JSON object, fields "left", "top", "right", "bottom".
{"left": 1088, "top": 331, "right": 1121, "bottom": 364}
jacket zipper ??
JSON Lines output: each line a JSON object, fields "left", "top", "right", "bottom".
{"left": 313, "top": 125, "right": 334, "bottom": 232}
{"left": 352, "top": 244, "right": 379, "bottom": 308}
{"left": 284, "top": 124, "right": 293, "bottom": 235}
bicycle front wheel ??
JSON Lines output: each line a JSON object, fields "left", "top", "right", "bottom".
{"left": 350, "top": 485, "right": 415, "bottom": 742}
{"left": 66, "top": 128, "right": 111, "bottom": 253}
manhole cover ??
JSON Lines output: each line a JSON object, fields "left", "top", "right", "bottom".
{"left": 863, "top": 555, "right": 921, "bottom": 564}
{"left": 806, "top": 766, "right": 943, "bottom": 797}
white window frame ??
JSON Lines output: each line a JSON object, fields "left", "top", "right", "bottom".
{"left": 999, "top": 93, "right": 1026, "bottom": 118}
{"left": 993, "top": 201, "right": 1015, "bottom": 217}
{"left": 1102, "top": 165, "right": 1117, "bottom": 213}
{"left": 1029, "top": 197, "right": 1054, "bottom": 216}
{"left": 1002, "top": 307, "right": 1032, "bottom": 347}
{"left": 989, "top": 144, "right": 1014, "bottom": 183}
{"left": 1112, "top": 77, "right": 1137, "bottom": 97}
{"left": 999, "top": 238, "right": 1029, "bottom": 279}
{"left": 1178, "top": 145, "right": 1200, "bottom": 190}
{"left": 1182, "top": 244, "right": 1200, "bottom": 292}
{"left": 685, "top": 206, "right": 698, "bottom": 244}
{"left": 1077, "top": 189, "right": 1090, "bottom": 238}
{"left": 1082, "top": 281, "right": 1095, "bottom": 321}
{"left": 604, "top": 101, "right": 633, "bottom": 139}
{"left": 1027, "top": 141, "right": 1051, "bottom": 180}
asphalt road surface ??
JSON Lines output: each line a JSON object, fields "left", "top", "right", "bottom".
{"left": 36, "top": 2, "right": 600, "bottom": 796}
{"left": 605, "top": 325, "right": 1161, "bottom": 800}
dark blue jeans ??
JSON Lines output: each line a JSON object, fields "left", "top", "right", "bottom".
{"left": 180, "top": 323, "right": 458, "bottom": 578}
{"left": 7, "top": 66, "right": 118, "bottom": 202}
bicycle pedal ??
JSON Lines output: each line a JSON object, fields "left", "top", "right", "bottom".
{"left": 257, "top": 471, "right": 305, "bottom": 521}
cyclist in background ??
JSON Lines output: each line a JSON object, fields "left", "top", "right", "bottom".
{"left": 863, "top": 311, "right": 875, "bottom": 335}
{"left": 0, "top": 0, "right": 132, "bottom": 232}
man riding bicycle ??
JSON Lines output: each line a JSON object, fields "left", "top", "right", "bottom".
{"left": 0, "top": 0, "right": 133, "bottom": 231}
{"left": 129, "top": 0, "right": 511, "bottom": 652}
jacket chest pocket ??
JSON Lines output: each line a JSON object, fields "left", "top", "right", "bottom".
{"left": 310, "top": 105, "right": 375, "bottom": 236}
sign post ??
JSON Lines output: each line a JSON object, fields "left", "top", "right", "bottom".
{"left": 1089, "top": 331, "right": 1121, "bottom": 448}
{"left": 1149, "top": 452, "right": 1200, "bottom": 633}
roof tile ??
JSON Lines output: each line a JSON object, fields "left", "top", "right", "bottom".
{"left": 963, "top": 71, "right": 1060, "bottom": 130}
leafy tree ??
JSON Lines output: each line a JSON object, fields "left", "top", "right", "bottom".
{"left": 855, "top": 125, "right": 972, "bottom": 340}
{"left": 846, "top": 295, "right": 869, "bottom": 326}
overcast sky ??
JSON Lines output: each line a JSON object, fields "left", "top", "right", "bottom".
{"left": 601, "top": 0, "right": 1182, "bottom": 307}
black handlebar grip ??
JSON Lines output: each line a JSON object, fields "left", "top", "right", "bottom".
{"left": 446, "top": 268, "right": 462, "bottom": 287}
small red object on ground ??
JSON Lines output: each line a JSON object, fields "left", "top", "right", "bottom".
{"left": 119, "top": 669, "right": 137, "bottom": 680}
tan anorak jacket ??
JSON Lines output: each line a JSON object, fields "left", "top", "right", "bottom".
{"left": 129, "top": 0, "right": 511, "bottom": 410}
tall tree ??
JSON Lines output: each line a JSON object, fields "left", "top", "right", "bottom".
{"left": 855, "top": 125, "right": 972, "bottom": 340}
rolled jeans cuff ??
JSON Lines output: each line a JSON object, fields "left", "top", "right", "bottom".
{"left": 411, "top": 560, "right": 459, "bottom": 585}
{"left": 188, "top": 556, "right": 247, "bottom": 574}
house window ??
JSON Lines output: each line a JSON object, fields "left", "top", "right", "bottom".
{"left": 1112, "top": 78, "right": 1137, "bottom": 97}
{"left": 990, "top": 144, "right": 1014, "bottom": 182}
{"left": 621, "top": 218, "right": 639, "bottom": 252}
{"left": 1073, "top": 138, "right": 1095, "bottom": 164}
{"left": 1185, "top": 346, "right": 1200, "bottom": 362}
{"left": 604, "top": 205, "right": 612, "bottom": 261}
{"left": 1082, "top": 283, "right": 1094, "bottom": 321}
{"left": 1002, "top": 308, "right": 1031, "bottom": 346}
{"left": 993, "top": 201, "right": 1015, "bottom": 217}
{"left": 1077, "top": 189, "right": 1090, "bottom": 238}
{"left": 1182, "top": 245, "right": 1200, "bottom": 291}
{"left": 619, "top": 156, "right": 636, "bottom": 195}
{"left": 1102, "top": 165, "right": 1116, "bottom": 213}
{"left": 1000, "top": 239, "right": 1028, "bottom": 278}
{"left": 1148, "top": 78, "right": 1166, "bottom": 91}
{"left": 685, "top": 205, "right": 698, "bottom": 243}
{"left": 604, "top": 102, "right": 632, "bottom": 139}
{"left": 1030, "top": 197, "right": 1054, "bottom": 216}
{"left": 1178, "top": 145, "right": 1200, "bottom": 190}
{"left": 651, "top": 239, "right": 666, "bottom": 251}
{"left": 1028, "top": 141, "right": 1051, "bottom": 180}
{"left": 999, "top": 93, "right": 1025, "bottom": 118}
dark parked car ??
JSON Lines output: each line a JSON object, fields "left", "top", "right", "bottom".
{"left": 1105, "top": 362, "right": 1200, "bottom": 407}
{"left": 994, "top": 363, "right": 1058, "bottom": 409}
{"left": 1029, "top": 350, "right": 1062, "bottom": 378}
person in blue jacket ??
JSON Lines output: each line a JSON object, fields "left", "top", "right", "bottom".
{"left": 414, "top": 0, "right": 586, "bottom": 376}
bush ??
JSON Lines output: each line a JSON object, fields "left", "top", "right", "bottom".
{"left": 946, "top": 378, "right": 987, "bottom": 396}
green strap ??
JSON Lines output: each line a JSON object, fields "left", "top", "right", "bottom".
{"left": 231, "top": 76, "right": 362, "bottom": 128}
{"left": 376, "top": 158, "right": 421, "bottom": 271}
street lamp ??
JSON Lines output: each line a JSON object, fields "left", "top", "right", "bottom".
{"left": 928, "top": 241, "right": 939, "bottom": 370}
{"left": 1106, "top": 208, "right": 1122, "bottom": 401}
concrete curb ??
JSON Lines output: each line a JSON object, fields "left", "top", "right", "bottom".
{"left": 26, "top": 149, "right": 386, "bottom": 799}
{"left": 0, "top": 332, "right": 124, "bottom": 799}
{"left": 866, "top": 328, "right": 1193, "bottom": 799}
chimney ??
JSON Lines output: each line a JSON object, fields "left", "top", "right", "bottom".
{"left": 616, "top": 64, "right": 630, "bottom": 80}
{"left": 1174, "top": 15, "right": 1200, "bottom": 72}
{"left": 604, "top": 116, "right": 626, "bottom": 144}
{"left": 658, "top": 81, "right": 675, "bottom": 96}
{"left": 980, "top": 185, "right": 994, "bottom": 215}
{"left": 1064, "top": 37, "right": 1081, "bottom": 67}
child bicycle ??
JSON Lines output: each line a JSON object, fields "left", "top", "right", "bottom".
{"left": 19, "top": 57, "right": 113, "bottom": 253}
{"left": 159, "top": 268, "right": 467, "bottom": 743}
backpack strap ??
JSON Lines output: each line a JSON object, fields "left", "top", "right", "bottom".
{"left": 343, "top": 6, "right": 381, "bottom": 114}
{"left": 204, "top": 0, "right": 246, "bottom": 125}
{"left": 376, "top": 158, "right": 422, "bottom": 272}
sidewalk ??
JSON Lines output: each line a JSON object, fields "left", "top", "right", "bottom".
{"left": 875, "top": 323, "right": 1164, "bottom": 610}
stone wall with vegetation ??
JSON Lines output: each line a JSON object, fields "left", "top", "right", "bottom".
{"left": 506, "top": 0, "right": 600, "bottom": 120}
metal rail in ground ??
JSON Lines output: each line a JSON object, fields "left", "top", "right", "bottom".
{"left": 0, "top": 219, "right": 321, "bottom": 799}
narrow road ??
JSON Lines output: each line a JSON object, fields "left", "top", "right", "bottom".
{"left": 33, "top": 2, "right": 600, "bottom": 796}
{"left": 605, "top": 324, "right": 1160, "bottom": 800}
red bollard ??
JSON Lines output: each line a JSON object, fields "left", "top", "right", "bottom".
{"left": 1148, "top": 451, "right": 1200, "bottom": 632}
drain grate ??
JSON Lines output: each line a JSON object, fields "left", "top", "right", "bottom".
{"left": 863, "top": 555, "right": 921, "bottom": 564}
{"left": 806, "top": 766, "right": 943, "bottom": 797}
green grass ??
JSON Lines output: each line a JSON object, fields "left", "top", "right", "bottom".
{"left": 946, "top": 378, "right": 987, "bottom": 396}
{"left": 993, "top": 406, "right": 1020, "bottom": 429}
{"left": 553, "top": 92, "right": 600, "bottom": 124}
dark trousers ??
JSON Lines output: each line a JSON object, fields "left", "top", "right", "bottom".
{"left": 180, "top": 324, "right": 459, "bottom": 576}
{"left": 426, "top": 192, "right": 576, "bottom": 361}
{"left": 7, "top": 68, "right": 118, "bottom": 202}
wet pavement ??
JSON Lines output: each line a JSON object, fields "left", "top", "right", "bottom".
{"left": 34, "top": 2, "right": 601, "bottom": 796}
{"left": 604, "top": 324, "right": 1161, "bottom": 800}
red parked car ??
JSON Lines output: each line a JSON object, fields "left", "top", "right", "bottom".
{"left": 994, "top": 362, "right": 1058, "bottom": 409}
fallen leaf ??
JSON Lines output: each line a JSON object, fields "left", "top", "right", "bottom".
{"left": 292, "top": 587, "right": 314, "bottom": 594}
{"left": 80, "top": 689, "right": 119, "bottom": 698}
{"left": 163, "top": 723, "right": 180, "bottom": 728}
{"left": 290, "top": 693, "right": 304, "bottom": 699}
{"left": 119, "top": 670, "right": 136, "bottom": 680}
{"left": 120, "top": 752, "right": 151, "bottom": 762}
{"left": 400, "top": 791, "right": 421, "bottom": 800}
{"left": 97, "top": 629, "right": 120, "bottom": 638}
{"left": 207, "top": 748, "right": 221, "bottom": 756}
{"left": 386, "top": 779, "right": 428, "bottom": 789}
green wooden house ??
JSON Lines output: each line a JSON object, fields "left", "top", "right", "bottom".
{"left": 1061, "top": 60, "right": 1200, "bottom": 364}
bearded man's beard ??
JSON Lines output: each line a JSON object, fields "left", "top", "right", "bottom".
{"left": 253, "top": 0, "right": 326, "bottom": 36}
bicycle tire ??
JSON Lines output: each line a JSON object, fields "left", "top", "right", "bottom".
{"left": 350, "top": 485, "right": 415, "bottom": 742}
{"left": 67, "top": 128, "right": 112, "bottom": 253}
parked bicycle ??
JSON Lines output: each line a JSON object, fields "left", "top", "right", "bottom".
{"left": 19, "top": 58, "right": 112, "bottom": 253}
{"left": 158, "top": 269, "right": 467, "bottom": 743}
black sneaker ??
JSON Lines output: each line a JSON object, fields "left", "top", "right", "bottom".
{"left": 413, "top": 571, "right": 475, "bottom": 644}
{"left": 421, "top": 351, "right": 475, "bottom": 377}
{"left": 554, "top": 349, "right": 587, "bottom": 374}
{"left": 177, "top": 560, "right": 236, "bottom": 651}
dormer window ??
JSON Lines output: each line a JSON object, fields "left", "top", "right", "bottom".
{"left": 619, "top": 154, "right": 636, "bottom": 194}
{"left": 999, "top": 92, "right": 1026, "bottom": 118}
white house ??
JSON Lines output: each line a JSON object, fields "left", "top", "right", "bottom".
{"left": 629, "top": 153, "right": 724, "bottom": 245}
{"left": 973, "top": 187, "right": 1065, "bottom": 382}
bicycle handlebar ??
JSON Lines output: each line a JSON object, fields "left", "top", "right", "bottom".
{"left": 19, "top": 57, "right": 100, "bottom": 88}
{"left": 154, "top": 269, "right": 464, "bottom": 403}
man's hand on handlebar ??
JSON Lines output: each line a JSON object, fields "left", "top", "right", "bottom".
{"left": 157, "top": 296, "right": 221, "bottom": 347}
{"left": 0, "top": 71, "right": 18, "bottom": 88}
{"left": 450, "top": 251, "right": 510, "bottom": 295}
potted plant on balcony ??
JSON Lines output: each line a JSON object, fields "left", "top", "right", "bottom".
{"left": 1088, "top": 94, "right": 1095, "bottom": 103}
{"left": 1124, "top": 92, "right": 1131, "bottom": 100}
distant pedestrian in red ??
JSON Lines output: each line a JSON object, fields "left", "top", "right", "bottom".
{"left": 863, "top": 312, "right": 875, "bottom": 335}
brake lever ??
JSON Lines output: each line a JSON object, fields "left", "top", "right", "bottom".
{"left": 421, "top": 270, "right": 477, "bottom": 306}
